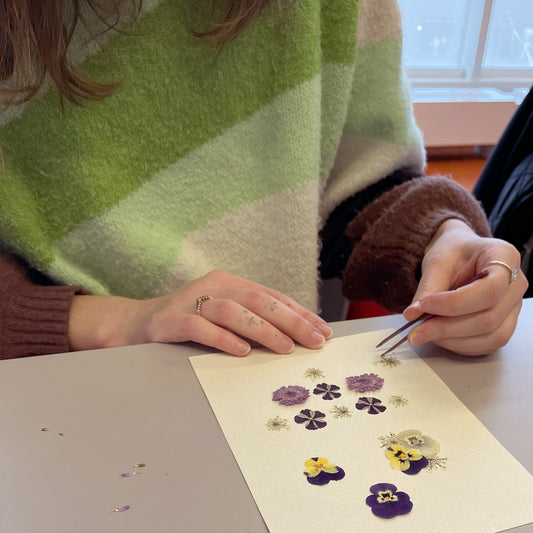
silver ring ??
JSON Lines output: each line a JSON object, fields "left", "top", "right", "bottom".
{"left": 481, "top": 261, "right": 519, "bottom": 285}
{"left": 195, "top": 295, "right": 212, "bottom": 316}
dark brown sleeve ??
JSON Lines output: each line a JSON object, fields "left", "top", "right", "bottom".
{"left": 0, "top": 254, "right": 85, "bottom": 359}
{"left": 341, "top": 176, "right": 491, "bottom": 313}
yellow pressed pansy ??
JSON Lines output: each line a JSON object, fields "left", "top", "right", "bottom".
{"left": 304, "top": 457, "right": 339, "bottom": 478}
{"left": 386, "top": 445, "right": 422, "bottom": 471}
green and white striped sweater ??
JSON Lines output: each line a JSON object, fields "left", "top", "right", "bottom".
{"left": 0, "top": 0, "right": 424, "bottom": 312}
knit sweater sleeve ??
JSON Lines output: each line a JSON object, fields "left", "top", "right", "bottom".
{"left": 341, "top": 176, "right": 492, "bottom": 313}
{"left": 0, "top": 254, "right": 85, "bottom": 359}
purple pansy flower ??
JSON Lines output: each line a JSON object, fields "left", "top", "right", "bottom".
{"left": 272, "top": 385, "right": 310, "bottom": 406}
{"left": 294, "top": 409, "right": 327, "bottom": 430}
{"left": 355, "top": 396, "right": 387, "bottom": 415}
{"left": 346, "top": 373, "right": 384, "bottom": 392}
{"left": 313, "top": 383, "right": 341, "bottom": 400}
{"left": 366, "top": 483, "right": 413, "bottom": 519}
{"left": 403, "top": 456, "right": 429, "bottom": 475}
{"left": 304, "top": 457, "right": 345, "bottom": 485}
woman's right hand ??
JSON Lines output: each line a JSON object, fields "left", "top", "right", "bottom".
{"left": 68, "top": 270, "right": 332, "bottom": 356}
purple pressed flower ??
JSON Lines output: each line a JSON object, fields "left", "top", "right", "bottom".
{"left": 366, "top": 483, "right": 413, "bottom": 519}
{"left": 272, "top": 385, "right": 310, "bottom": 406}
{"left": 355, "top": 396, "right": 387, "bottom": 415}
{"left": 313, "top": 383, "right": 341, "bottom": 400}
{"left": 403, "top": 455, "right": 429, "bottom": 475}
{"left": 346, "top": 373, "right": 384, "bottom": 392}
{"left": 294, "top": 409, "right": 327, "bottom": 430}
{"left": 304, "top": 457, "right": 345, "bottom": 485}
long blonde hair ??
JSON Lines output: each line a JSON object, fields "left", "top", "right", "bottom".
{"left": 0, "top": 0, "right": 292, "bottom": 106}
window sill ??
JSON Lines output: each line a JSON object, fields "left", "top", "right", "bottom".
{"left": 410, "top": 88, "right": 531, "bottom": 148}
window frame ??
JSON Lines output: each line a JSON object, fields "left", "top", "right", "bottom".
{"left": 400, "top": 0, "right": 533, "bottom": 94}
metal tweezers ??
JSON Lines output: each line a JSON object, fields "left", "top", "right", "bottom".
{"left": 375, "top": 269, "right": 489, "bottom": 357}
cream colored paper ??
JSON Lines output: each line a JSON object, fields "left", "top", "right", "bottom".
{"left": 190, "top": 330, "right": 533, "bottom": 532}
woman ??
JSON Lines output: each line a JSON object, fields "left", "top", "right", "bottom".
{"left": 0, "top": 0, "right": 527, "bottom": 359}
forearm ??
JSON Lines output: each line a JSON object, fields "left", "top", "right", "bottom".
{"left": 341, "top": 176, "right": 491, "bottom": 312}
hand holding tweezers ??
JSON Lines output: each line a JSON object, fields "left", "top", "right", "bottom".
{"left": 376, "top": 269, "right": 490, "bottom": 357}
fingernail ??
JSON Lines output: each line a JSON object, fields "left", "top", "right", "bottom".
{"left": 236, "top": 341, "right": 251, "bottom": 356}
{"left": 310, "top": 331, "right": 326, "bottom": 348}
{"left": 408, "top": 331, "right": 424, "bottom": 346}
{"left": 407, "top": 301, "right": 421, "bottom": 312}
{"left": 317, "top": 324, "right": 333, "bottom": 339}
{"left": 280, "top": 338, "right": 295, "bottom": 353}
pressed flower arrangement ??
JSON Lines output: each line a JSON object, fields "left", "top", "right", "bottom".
{"left": 267, "top": 371, "right": 446, "bottom": 524}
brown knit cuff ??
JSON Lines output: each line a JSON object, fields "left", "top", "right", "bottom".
{"left": 341, "top": 176, "right": 491, "bottom": 312}
{"left": 1, "top": 254, "right": 86, "bottom": 358}
{"left": 1, "top": 284, "right": 84, "bottom": 359}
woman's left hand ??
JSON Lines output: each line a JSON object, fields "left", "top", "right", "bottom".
{"left": 403, "top": 218, "right": 528, "bottom": 355}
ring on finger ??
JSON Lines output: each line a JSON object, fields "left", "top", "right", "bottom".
{"left": 482, "top": 261, "right": 519, "bottom": 285}
{"left": 195, "top": 295, "right": 212, "bottom": 316}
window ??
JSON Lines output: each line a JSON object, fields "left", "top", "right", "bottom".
{"left": 398, "top": 0, "right": 533, "bottom": 147}
{"left": 399, "top": 0, "right": 533, "bottom": 96}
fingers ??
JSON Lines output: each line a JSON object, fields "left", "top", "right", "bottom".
{"left": 408, "top": 298, "right": 523, "bottom": 356}
{"left": 407, "top": 266, "right": 455, "bottom": 319}
{"left": 404, "top": 252, "right": 527, "bottom": 356}
{"left": 230, "top": 278, "right": 333, "bottom": 340}
{"left": 405, "top": 232, "right": 526, "bottom": 321}
{"left": 413, "top": 301, "right": 522, "bottom": 356}
{"left": 196, "top": 293, "right": 329, "bottom": 355}
{"left": 144, "top": 269, "right": 335, "bottom": 357}
{"left": 196, "top": 270, "right": 333, "bottom": 336}
{"left": 412, "top": 264, "right": 527, "bottom": 318}
{"left": 388, "top": 214, "right": 528, "bottom": 356}
{"left": 176, "top": 314, "right": 253, "bottom": 357}
{"left": 403, "top": 272, "right": 485, "bottom": 323}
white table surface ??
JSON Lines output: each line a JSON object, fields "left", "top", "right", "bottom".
{"left": 1, "top": 299, "right": 532, "bottom": 533}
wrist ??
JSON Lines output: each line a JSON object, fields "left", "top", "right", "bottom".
{"left": 68, "top": 294, "right": 146, "bottom": 351}
{"left": 425, "top": 218, "right": 476, "bottom": 255}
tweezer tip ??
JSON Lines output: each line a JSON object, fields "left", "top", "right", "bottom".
{"left": 379, "top": 347, "right": 394, "bottom": 358}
